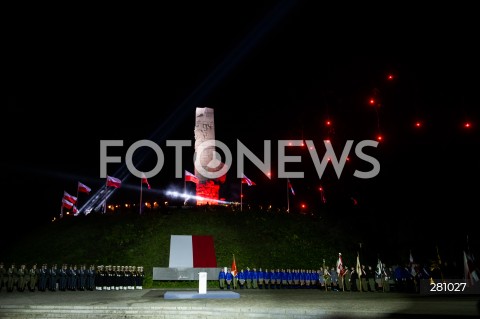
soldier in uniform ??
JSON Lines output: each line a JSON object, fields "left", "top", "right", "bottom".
{"left": 330, "top": 267, "right": 339, "bottom": 291}
{"left": 7, "top": 263, "right": 17, "bottom": 292}
{"left": 17, "top": 264, "right": 27, "bottom": 292}
{"left": 117, "top": 265, "right": 124, "bottom": 290}
{"left": 366, "top": 265, "right": 376, "bottom": 292}
{"left": 293, "top": 269, "right": 300, "bottom": 289}
{"left": 382, "top": 263, "right": 391, "bottom": 292}
{"left": 251, "top": 268, "right": 258, "bottom": 289}
{"left": 263, "top": 268, "right": 270, "bottom": 289}
{"left": 115, "top": 266, "right": 123, "bottom": 290}
{"left": 237, "top": 269, "right": 245, "bottom": 288}
{"left": 38, "top": 264, "right": 48, "bottom": 292}
{"left": 136, "top": 266, "right": 145, "bottom": 289}
{"left": 282, "top": 269, "right": 289, "bottom": 289}
{"left": 111, "top": 266, "right": 118, "bottom": 290}
{"left": 96, "top": 265, "right": 104, "bottom": 290}
{"left": 59, "top": 264, "right": 68, "bottom": 291}
{"left": 270, "top": 269, "right": 277, "bottom": 289}
{"left": 48, "top": 264, "right": 58, "bottom": 291}
{"left": 107, "top": 265, "right": 115, "bottom": 291}
{"left": 257, "top": 267, "right": 264, "bottom": 289}
{"left": 225, "top": 268, "right": 233, "bottom": 289}
{"left": 77, "top": 264, "right": 86, "bottom": 291}
{"left": 218, "top": 267, "right": 226, "bottom": 289}
{"left": 123, "top": 266, "right": 131, "bottom": 290}
{"left": 360, "top": 265, "right": 368, "bottom": 292}
{"left": 86, "top": 265, "right": 95, "bottom": 291}
{"left": 350, "top": 266, "right": 359, "bottom": 291}
{"left": 324, "top": 266, "right": 331, "bottom": 291}
{"left": 343, "top": 265, "right": 351, "bottom": 291}
{"left": 0, "top": 262, "right": 6, "bottom": 292}
{"left": 275, "top": 269, "right": 282, "bottom": 289}
{"left": 245, "top": 267, "right": 252, "bottom": 289}
{"left": 28, "top": 264, "right": 38, "bottom": 292}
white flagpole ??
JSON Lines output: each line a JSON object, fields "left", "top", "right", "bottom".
{"left": 139, "top": 179, "right": 143, "bottom": 214}
{"left": 287, "top": 179, "right": 290, "bottom": 213}
{"left": 240, "top": 179, "right": 243, "bottom": 212}
{"left": 75, "top": 182, "right": 80, "bottom": 210}
{"left": 184, "top": 172, "right": 186, "bottom": 195}
{"left": 103, "top": 183, "right": 107, "bottom": 214}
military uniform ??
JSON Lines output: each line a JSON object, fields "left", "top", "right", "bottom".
{"left": 366, "top": 265, "right": 376, "bottom": 292}
{"left": 59, "top": 264, "right": 68, "bottom": 291}
{"left": 218, "top": 268, "right": 226, "bottom": 289}
{"left": 48, "top": 264, "right": 58, "bottom": 291}
{"left": 86, "top": 265, "right": 95, "bottom": 291}
{"left": 38, "top": 264, "right": 48, "bottom": 292}
{"left": 343, "top": 266, "right": 351, "bottom": 291}
{"left": 78, "top": 265, "right": 86, "bottom": 291}
{"left": 136, "top": 266, "right": 145, "bottom": 289}
{"left": 17, "top": 264, "right": 27, "bottom": 292}
{"left": 96, "top": 265, "right": 104, "bottom": 290}
{"left": 28, "top": 264, "right": 38, "bottom": 292}
{"left": 7, "top": 263, "right": 17, "bottom": 292}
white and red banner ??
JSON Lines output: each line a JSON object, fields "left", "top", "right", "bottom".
{"left": 185, "top": 170, "right": 199, "bottom": 184}
{"left": 63, "top": 191, "right": 77, "bottom": 204}
{"left": 106, "top": 175, "right": 122, "bottom": 188}
{"left": 78, "top": 182, "right": 91, "bottom": 194}
{"left": 141, "top": 172, "right": 151, "bottom": 189}
{"left": 241, "top": 174, "right": 256, "bottom": 186}
{"left": 337, "top": 253, "right": 344, "bottom": 276}
{"left": 168, "top": 235, "right": 217, "bottom": 268}
{"left": 62, "top": 198, "right": 74, "bottom": 209}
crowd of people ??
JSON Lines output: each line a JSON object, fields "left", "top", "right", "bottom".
{"left": 0, "top": 262, "right": 145, "bottom": 292}
{"left": 218, "top": 262, "right": 448, "bottom": 293}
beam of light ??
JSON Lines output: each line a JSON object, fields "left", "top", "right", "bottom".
{"left": 78, "top": 0, "right": 298, "bottom": 215}
{"left": 165, "top": 190, "right": 233, "bottom": 205}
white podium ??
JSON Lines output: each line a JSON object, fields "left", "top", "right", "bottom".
{"left": 198, "top": 272, "right": 207, "bottom": 294}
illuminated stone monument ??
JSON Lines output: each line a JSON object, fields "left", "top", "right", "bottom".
{"left": 194, "top": 107, "right": 223, "bottom": 205}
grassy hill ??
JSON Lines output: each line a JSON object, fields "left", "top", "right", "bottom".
{"left": 2, "top": 206, "right": 369, "bottom": 288}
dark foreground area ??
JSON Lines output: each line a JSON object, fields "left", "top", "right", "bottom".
{"left": 0, "top": 288, "right": 479, "bottom": 318}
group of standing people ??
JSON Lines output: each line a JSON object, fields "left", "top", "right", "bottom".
{"left": 219, "top": 267, "right": 349, "bottom": 291}
{"left": 217, "top": 263, "right": 408, "bottom": 292}
{"left": 0, "top": 262, "right": 145, "bottom": 292}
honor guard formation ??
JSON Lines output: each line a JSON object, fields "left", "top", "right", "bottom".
{"left": 218, "top": 262, "right": 449, "bottom": 293}
{"left": 0, "top": 262, "right": 144, "bottom": 292}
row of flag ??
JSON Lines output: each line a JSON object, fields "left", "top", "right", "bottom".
{"left": 60, "top": 182, "right": 92, "bottom": 217}
{"left": 60, "top": 170, "right": 328, "bottom": 217}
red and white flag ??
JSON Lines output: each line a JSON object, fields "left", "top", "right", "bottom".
{"left": 77, "top": 182, "right": 91, "bottom": 194}
{"left": 231, "top": 254, "right": 238, "bottom": 276}
{"left": 287, "top": 179, "right": 295, "bottom": 195}
{"left": 106, "top": 175, "right": 122, "bottom": 188}
{"left": 168, "top": 235, "right": 217, "bottom": 268}
{"left": 141, "top": 173, "right": 151, "bottom": 189}
{"left": 241, "top": 174, "right": 256, "bottom": 186}
{"left": 63, "top": 191, "right": 77, "bottom": 204}
{"left": 337, "top": 253, "right": 345, "bottom": 276}
{"left": 62, "top": 198, "right": 74, "bottom": 209}
{"left": 185, "top": 170, "right": 199, "bottom": 184}
{"left": 73, "top": 206, "right": 79, "bottom": 216}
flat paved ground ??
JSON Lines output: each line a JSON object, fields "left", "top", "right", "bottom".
{"left": 0, "top": 288, "right": 479, "bottom": 318}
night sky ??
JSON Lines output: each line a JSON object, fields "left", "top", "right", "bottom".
{"left": 3, "top": 2, "right": 479, "bottom": 260}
